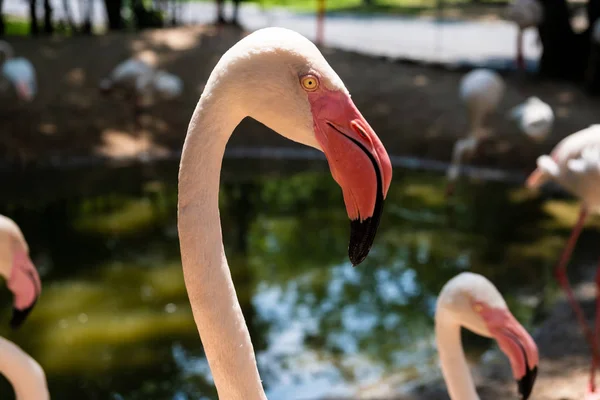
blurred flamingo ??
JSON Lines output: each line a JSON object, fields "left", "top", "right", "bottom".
{"left": 0, "top": 41, "right": 37, "bottom": 102}
{"left": 436, "top": 272, "right": 539, "bottom": 399}
{"left": 446, "top": 68, "right": 505, "bottom": 197}
{"left": 99, "top": 52, "right": 183, "bottom": 134}
{"left": 177, "top": 27, "right": 392, "bottom": 398}
{"left": 0, "top": 215, "right": 42, "bottom": 328}
{"left": 0, "top": 336, "right": 49, "bottom": 400}
{"left": 507, "top": 96, "right": 554, "bottom": 142}
{"left": 0, "top": 215, "right": 48, "bottom": 400}
{"left": 505, "top": 0, "right": 543, "bottom": 71}
{"left": 526, "top": 124, "right": 600, "bottom": 395}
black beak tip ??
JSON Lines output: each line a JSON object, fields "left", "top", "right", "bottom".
{"left": 10, "top": 304, "right": 36, "bottom": 330}
{"left": 348, "top": 247, "right": 369, "bottom": 266}
{"left": 348, "top": 215, "right": 380, "bottom": 267}
{"left": 517, "top": 365, "right": 538, "bottom": 400}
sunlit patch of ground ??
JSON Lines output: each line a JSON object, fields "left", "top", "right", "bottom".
{"left": 95, "top": 129, "right": 170, "bottom": 159}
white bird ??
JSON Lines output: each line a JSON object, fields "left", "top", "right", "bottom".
{"left": 436, "top": 272, "right": 539, "bottom": 400}
{"left": 100, "top": 54, "right": 183, "bottom": 134}
{"left": 0, "top": 215, "right": 48, "bottom": 400}
{"left": 446, "top": 68, "right": 505, "bottom": 196}
{"left": 505, "top": 0, "right": 544, "bottom": 70}
{"left": 527, "top": 124, "right": 600, "bottom": 396}
{"left": 508, "top": 96, "right": 554, "bottom": 142}
{"left": 0, "top": 40, "right": 37, "bottom": 102}
{"left": 177, "top": 27, "right": 392, "bottom": 398}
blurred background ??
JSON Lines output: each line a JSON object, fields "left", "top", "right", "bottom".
{"left": 1, "top": 0, "right": 600, "bottom": 399}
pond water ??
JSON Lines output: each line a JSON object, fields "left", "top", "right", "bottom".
{"left": 0, "top": 156, "right": 596, "bottom": 400}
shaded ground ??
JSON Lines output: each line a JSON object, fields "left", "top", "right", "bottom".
{"left": 1, "top": 25, "right": 599, "bottom": 171}
{"left": 2, "top": 25, "right": 600, "bottom": 399}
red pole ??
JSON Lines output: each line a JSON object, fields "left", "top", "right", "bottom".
{"left": 316, "top": 0, "right": 325, "bottom": 46}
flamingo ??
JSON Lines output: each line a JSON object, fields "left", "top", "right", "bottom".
{"left": 446, "top": 68, "right": 505, "bottom": 197}
{"left": 99, "top": 54, "right": 183, "bottom": 134}
{"left": 0, "top": 215, "right": 42, "bottom": 328}
{"left": 507, "top": 96, "right": 554, "bottom": 142}
{"left": 0, "top": 335, "right": 49, "bottom": 400}
{"left": 0, "top": 215, "right": 48, "bottom": 399}
{"left": 0, "top": 41, "right": 37, "bottom": 102}
{"left": 505, "top": 0, "right": 543, "bottom": 71}
{"left": 436, "top": 272, "right": 539, "bottom": 399}
{"left": 526, "top": 124, "right": 600, "bottom": 397}
{"left": 177, "top": 27, "right": 392, "bottom": 398}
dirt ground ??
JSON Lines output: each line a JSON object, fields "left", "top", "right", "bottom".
{"left": 2, "top": 25, "right": 600, "bottom": 172}
{"left": 2, "top": 25, "right": 600, "bottom": 399}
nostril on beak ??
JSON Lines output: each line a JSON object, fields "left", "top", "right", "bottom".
{"left": 351, "top": 120, "right": 369, "bottom": 141}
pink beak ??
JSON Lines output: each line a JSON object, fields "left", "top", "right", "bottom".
{"left": 7, "top": 248, "right": 41, "bottom": 329}
{"left": 16, "top": 81, "right": 32, "bottom": 102}
{"left": 308, "top": 89, "right": 392, "bottom": 265}
{"left": 479, "top": 304, "right": 539, "bottom": 399}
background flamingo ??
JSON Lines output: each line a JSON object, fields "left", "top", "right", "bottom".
{"left": 177, "top": 27, "right": 392, "bottom": 398}
{"left": 508, "top": 96, "right": 554, "bottom": 142}
{"left": 0, "top": 215, "right": 42, "bottom": 328}
{"left": 526, "top": 124, "right": 600, "bottom": 396}
{"left": 436, "top": 272, "right": 539, "bottom": 399}
{"left": 0, "top": 214, "right": 48, "bottom": 400}
{"left": 505, "top": 0, "right": 543, "bottom": 71}
{"left": 0, "top": 40, "right": 37, "bottom": 103}
{"left": 100, "top": 51, "right": 183, "bottom": 134}
{"left": 446, "top": 68, "right": 505, "bottom": 197}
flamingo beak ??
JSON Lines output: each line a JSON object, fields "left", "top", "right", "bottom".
{"left": 309, "top": 90, "right": 392, "bottom": 266}
{"left": 15, "top": 81, "right": 32, "bottom": 102}
{"left": 7, "top": 248, "right": 41, "bottom": 329}
{"left": 479, "top": 305, "right": 539, "bottom": 399}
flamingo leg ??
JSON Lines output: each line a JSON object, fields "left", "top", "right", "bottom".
{"left": 133, "top": 97, "right": 141, "bottom": 136}
{"left": 591, "top": 259, "right": 600, "bottom": 393}
{"left": 516, "top": 28, "right": 525, "bottom": 71}
{"left": 554, "top": 206, "right": 600, "bottom": 386}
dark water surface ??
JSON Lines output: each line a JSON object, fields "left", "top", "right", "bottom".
{"left": 0, "top": 156, "right": 595, "bottom": 399}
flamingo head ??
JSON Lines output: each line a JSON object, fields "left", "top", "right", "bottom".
{"left": 2, "top": 58, "right": 36, "bottom": 102}
{"left": 437, "top": 272, "right": 539, "bottom": 399}
{"left": 0, "top": 216, "right": 41, "bottom": 329}
{"left": 216, "top": 27, "right": 393, "bottom": 265}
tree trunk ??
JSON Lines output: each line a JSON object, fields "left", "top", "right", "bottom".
{"left": 82, "top": 0, "right": 93, "bottom": 34}
{"left": 29, "top": 0, "right": 39, "bottom": 36}
{"left": 103, "top": 0, "right": 123, "bottom": 30}
{"left": 0, "top": 0, "right": 5, "bottom": 36}
{"left": 584, "top": 0, "right": 600, "bottom": 93}
{"left": 538, "top": 0, "right": 588, "bottom": 80}
{"left": 43, "top": 0, "right": 53, "bottom": 34}
{"left": 62, "top": 0, "right": 77, "bottom": 33}
{"left": 0, "top": 0, "right": 6, "bottom": 36}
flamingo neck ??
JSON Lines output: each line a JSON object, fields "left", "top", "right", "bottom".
{"left": 178, "top": 92, "right": 267, "bottom": 400}
{"left": 435, "top": 311, "right": 480, "bottom": 400}
{"left": 0, "top": 336, "right": 49, "bottom": 400}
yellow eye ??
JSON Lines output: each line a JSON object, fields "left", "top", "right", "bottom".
{"left": 301, "top": 75, "right": 319, "bottom": 91}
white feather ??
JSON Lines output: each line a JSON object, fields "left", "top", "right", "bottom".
{"left": 508, "top": 96, "right": 554, "bottom": 142}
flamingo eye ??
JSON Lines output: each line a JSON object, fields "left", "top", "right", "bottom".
{"left": 300, "top": 75, "right": 319, "bottom": 91}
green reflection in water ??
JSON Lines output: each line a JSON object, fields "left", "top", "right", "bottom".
{"left": 0, "top": 159, "right": 597, "bottom": 399}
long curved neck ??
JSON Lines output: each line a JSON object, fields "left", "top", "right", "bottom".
{"left": 178, "top": 91, "right": 267, "bottom": 399}
{"left": 435, "top": 311, "right": 479, "bottom": 400}
{"left": 0, "top": 336, "right": 49, "bottom": 400}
